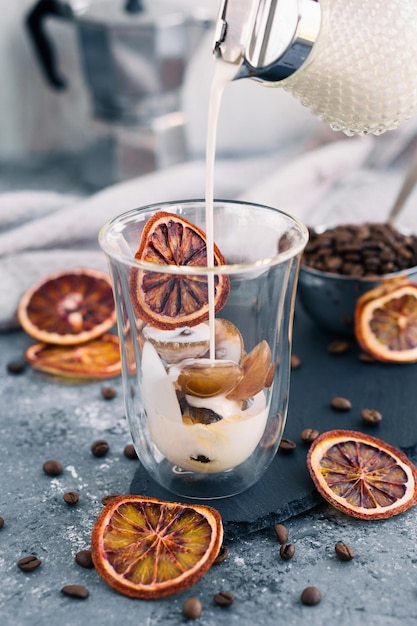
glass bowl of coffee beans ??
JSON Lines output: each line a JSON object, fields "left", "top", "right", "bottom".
{"left": 297, "top": 222, "right": 417, "bottom": 335}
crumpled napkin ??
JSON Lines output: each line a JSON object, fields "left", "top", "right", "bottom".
{"left": 0, "top": 136, "right": 382, "bottom": 330}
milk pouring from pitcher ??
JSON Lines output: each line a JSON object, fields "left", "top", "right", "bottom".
{"left": 214, "top": 0, "right": 417, "bottom": 135}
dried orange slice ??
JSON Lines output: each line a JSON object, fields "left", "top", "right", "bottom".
{"left": 129, "top": 211, "right": 230, "bottom": 330}
{"left": 354, "top": 279, "right": 417, "bottom": 363}
{"left": 25, "top": 333, "right": 121, "bottom": 380}
{"left": 18, "top": 268, "right": 116, "bottom": 345}
{"left": 307, "top": 429, "right": 417, "bottom": 520}
{"left": 91, "top": 495, "right": 223, "bottom": 599}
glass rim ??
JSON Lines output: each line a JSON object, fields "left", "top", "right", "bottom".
{"left": 98, "top": 198, "right": 309, "bottom": 275}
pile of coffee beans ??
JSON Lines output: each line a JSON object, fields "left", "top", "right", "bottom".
{"left": 302, "top": 222, "right": 417, "bottom": 276}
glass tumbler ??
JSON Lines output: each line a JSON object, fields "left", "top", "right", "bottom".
{"left": 99, "top": 199, "right": 308, "bottom": 499}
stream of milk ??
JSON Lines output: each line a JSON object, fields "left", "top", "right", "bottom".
{"left": 204, "top": 58, "right": 240, "bottom": 359}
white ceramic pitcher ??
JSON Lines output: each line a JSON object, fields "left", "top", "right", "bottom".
{"left": 214, "top": 0, "right": 417, "bottom": 136}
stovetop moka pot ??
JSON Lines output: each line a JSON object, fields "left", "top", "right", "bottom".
{"left": 26, "top": 0, "right": 212, "bottom": 181}
{"left": 27, "top": 0, "right": 210, "bottom": 123}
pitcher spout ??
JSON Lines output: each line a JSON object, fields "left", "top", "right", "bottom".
{"left": 213, "top": 0, "right": 321, "bottom": 83}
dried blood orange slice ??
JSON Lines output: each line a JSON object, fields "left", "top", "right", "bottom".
{"left": 18, "top": 268, "right": 116, "bottom": 345}
{"left": 25, "top": 333, "right": 121, "bottom": 380}
{"left": 355, "top": 279, "right": 417, "bottom": 362}
{"left": 91, "top": 495, "right": 223, "bottom": 599}
{"left": 129, "top": 211, "right": 230, "bottom": 330}
{"left": 307, "top": 429, "right": 417, "bottom": 520}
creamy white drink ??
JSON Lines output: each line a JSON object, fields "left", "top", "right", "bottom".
{"left": 141, "top": 338, "right": 270, "bottom": 473}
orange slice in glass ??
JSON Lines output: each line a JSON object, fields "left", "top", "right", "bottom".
{"left": 129, "top": 211, "right": 230, "bottom": 330}
{"left": 18, "top": 268, "right": 116, "bottom": 345}
{"left": 25, "top": 333, "right": 121, "bottom": 380}
{"left": 91, "top": 495, "right": 223, "bottom": 599}
{"left": 354, "top": 279, "right": 417, "bottom": 362}
{"left": 307, "top": 429, "right": 417, "bottom": 520}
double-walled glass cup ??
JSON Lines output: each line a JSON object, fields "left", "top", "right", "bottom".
{"left": 99, "top": 200, "right": 308, "bottom": 499}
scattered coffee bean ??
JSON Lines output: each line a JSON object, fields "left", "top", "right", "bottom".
{"left": 361, "top": 408, "right": 382, "bottom": 426}
{"left": 359, "top": 351, "right": 376, "bottom": 363}
{"left": 280, "top": 543, "right": 296, "bottom": 561}
{"left": 0, "top": 516, "right": 4, "bottom": 529}
{"left": 43, "top": 459, "right": 63, "bottom": 476}
{"left": 291, "top": 354, "right": 302, "bottom": 370}
{"left": 279, "top": 438, "right": 296, "bottom": 453}
{"left": 17, "top": 555, "right": 41, "bottom": 572}
{"left": 335, "top": 542, "right": 355, "bottom": 561}
{"left": 327, "top": 340, "right": 350, "bottom": 355}
{"left": 123, "top": 443, "right": 138, "bottom": 460}
{"left": 301, "top": 428, "right": 319, "bottom": 444}
{"left": 63, "top": 491, "right": 79, "bottom": 505}
{"left": 75, "top": 549, "right": 94, "bottom": 569}
{"left": 331, "top": 396, "right": 352, "bottom": 411}
{"left": 214, "top": 591, "right": 234, "bottom": 607}
{"left": 91, "top": 439, "right": 109, "bottom": 457}
{"left": 101, "top": 386, "right": 116, "bottom": 400}
{"left": 274, "top": 523, "right": 289, "bottom": 544}
{"left": 61, "top": 584, "right": 89, "bottom": 599}
{"left": 214, "top": 544, "right": 229, "bottom": 565}
{"left": 301, "top": 586, "right": 321, "bottom": 606}
{"left": 182, "top": 597, "right": 203, "bottom": 619}
{"left": 101, "top": 494, "right": 119, "bottom": 506}
{"left": 7, "top": 360, "right": 25, "bottom": 374}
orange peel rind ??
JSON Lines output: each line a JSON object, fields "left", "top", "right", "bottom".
{"left": 354, "top": 278, "right": 417, "bottom": 363}
{"left": 25, "top": 333, "right": 121, "bottom": 380}
{"left": 307, "top": 429, "right": 417, "bottom": 520}
{"left": 129, "top": 211, "right": 230, "bottom": 330}
{"left": 91, "top": 495, "right": 223, "bottom": 599}
{"left": 18, "top": 268, "right": 116, "bottom": 345}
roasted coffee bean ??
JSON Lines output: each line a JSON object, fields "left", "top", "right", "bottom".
{"left": 325, "top": 256, "right": 343, "bottom": 272}
{"left": 123, "top": 443, "right": 138, "bottom": 460}
{"left": 274, "top": 523, "right": 289, "bottom": 544}
{"left": 61, "top": 584, "right": 89, "bottom": 599}
{"left": 214, "top": 591, "right": 234, "bottom": 607}
{"left": 101, "top": 494, "right": 119, "bottom": 506}
{"left": 43, "top": 459, "right": 63, "bottom": 476}
{"left": 361, "top": 408, "right": 382, "bottom": 426}
{"left": 75, "top": 549, "right": 94, "bottom": 569}
{"left": 214, "top": 544, "right": 229, "bottom": 565}
{"left": 7, "top": 360, "right": 25, "bottom": 374}
{"left": 279, "top": 438, "right": 296, "bottom": 453}
{"left": 302, "top": 222, "right": 417, "bottom": 277}
{"left": 91, "top": 439, "right": 109, "bottom": 457}
{"left": 17, "top": 555, "right": 41, "bottom": 572}
{"left": 359, "top": 351, "right": 376, "bottom": 363}
{"left": 301, "top": 428, "right": 319, "bottom": 444}
{"left": 291, "top": 354, "right": 302, "bottom": 370}
{"left": 327, "top": 340, "right": 350, "bottom": 355}
{"left": 63, "top": 491, "right": 79, "bottom": 505}
{"left": 101, "top": 386, "right": 116, "bottom": 400}
{"left": 182, "top": 597, "right": 203, "bottom": 619}
{"left": 280, "top": 543, "right": 295, "bottom": 561}
{"left": 331, "top": 396, "right": 352, "bottom": 411}
{"left": 0, "top": 516, "right": 4, "bottom": 529}
{"left": 335, "top": 542, "right": 355, "bottom": 561}
{"left": 301, "top": 586, "right": 321, "bottom": 606}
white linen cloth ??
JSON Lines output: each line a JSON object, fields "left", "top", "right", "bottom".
{"left": 1, "top": 127, "right": 416, "bottom": 331}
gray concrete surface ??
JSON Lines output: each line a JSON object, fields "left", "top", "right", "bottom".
{"left": 2, "top": 329, "right": 417, "bottom": 626}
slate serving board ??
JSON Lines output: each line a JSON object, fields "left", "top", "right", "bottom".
{"left": 130, "top": 302, "right": 417, "bottom": 534}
